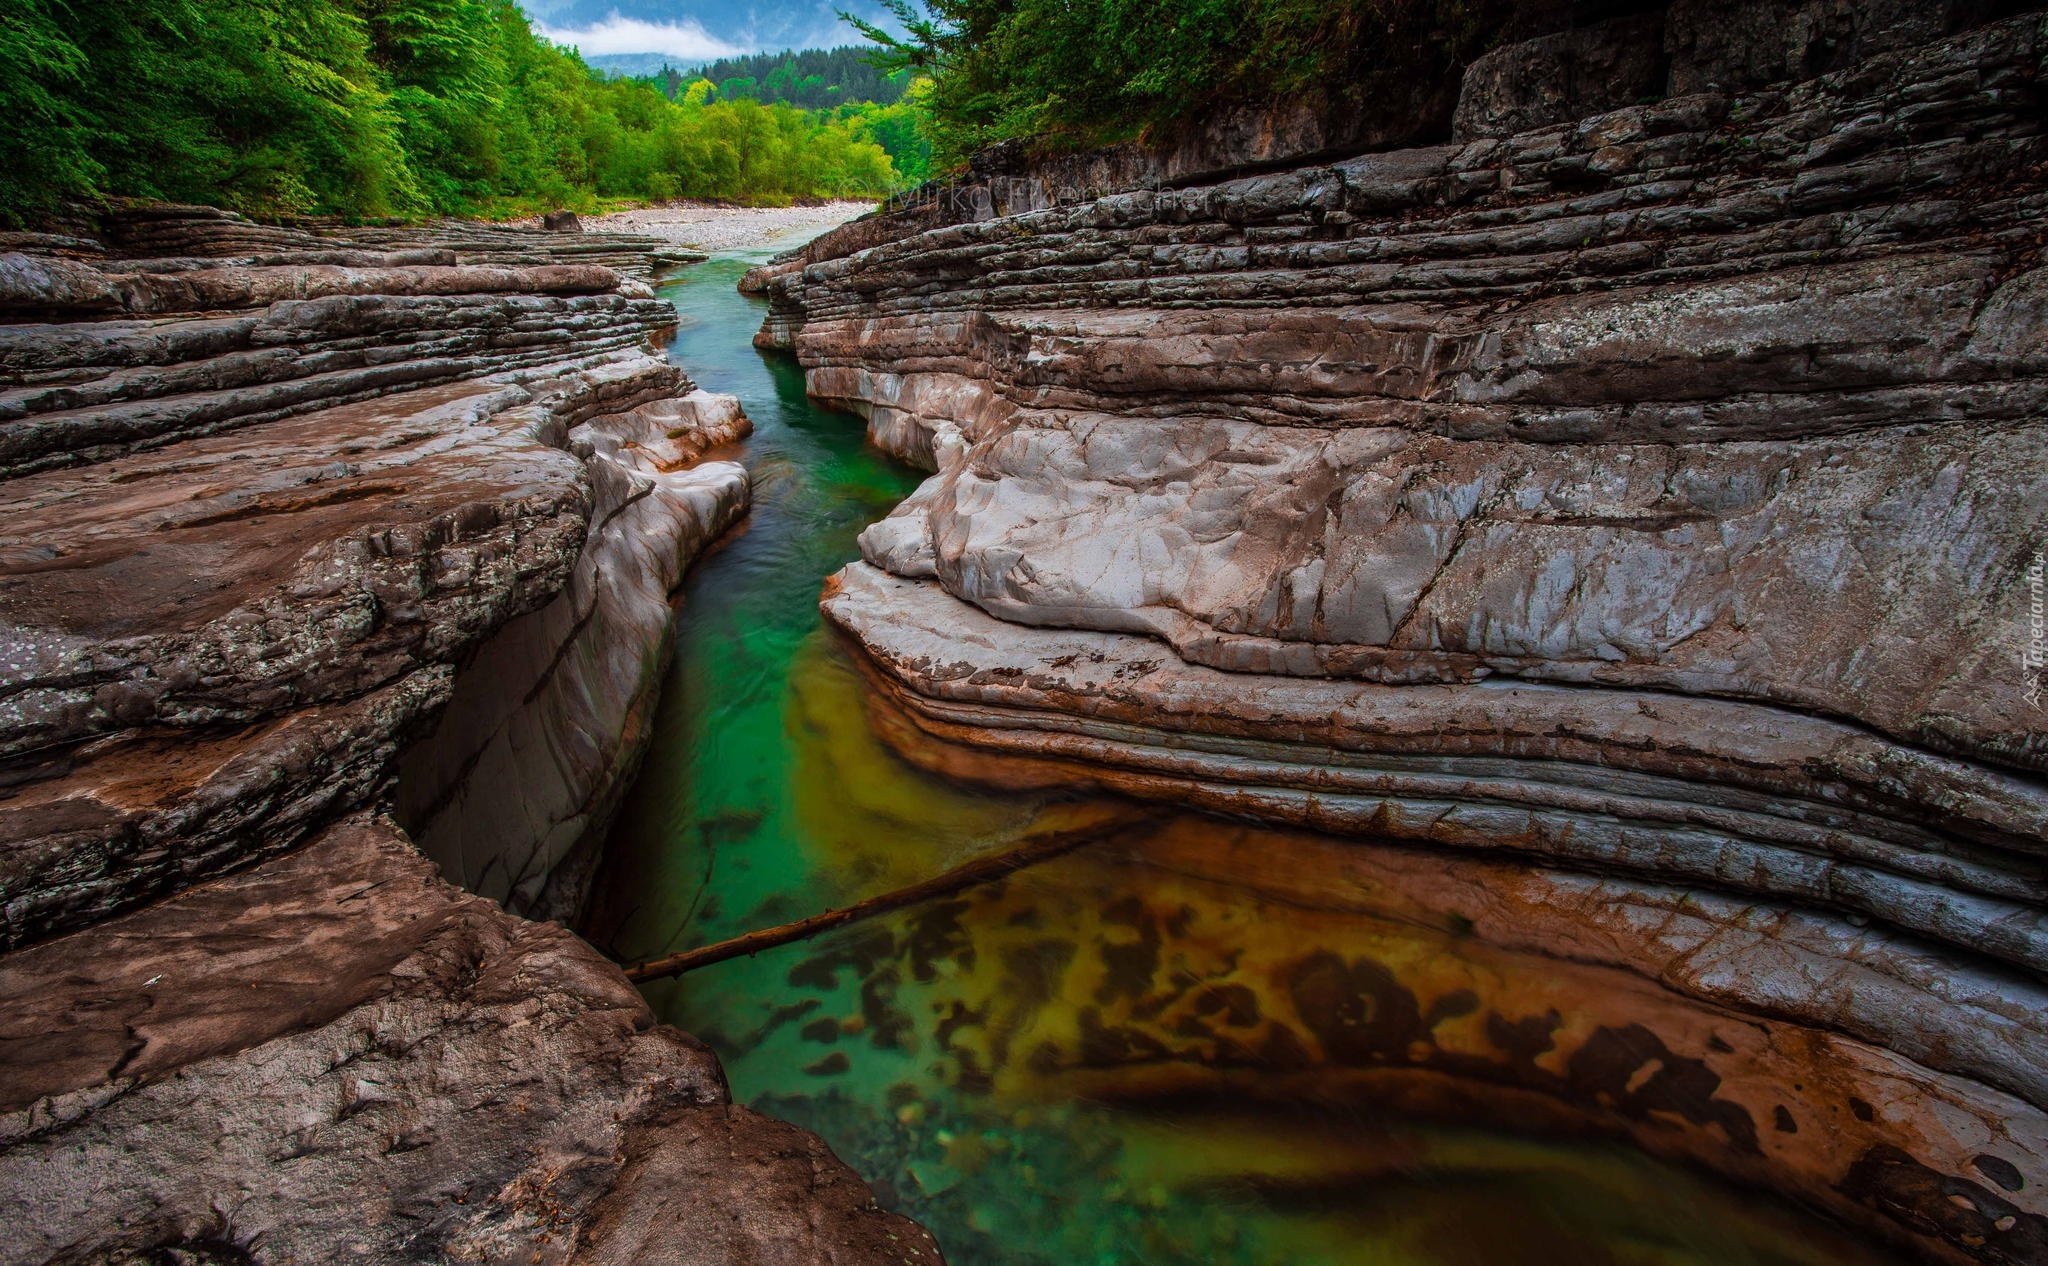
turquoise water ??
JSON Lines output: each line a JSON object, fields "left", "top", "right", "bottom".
{"left": 583, "top": 236, "right": 1897, "bottom": 1266}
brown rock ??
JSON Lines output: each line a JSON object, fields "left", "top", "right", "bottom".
{"left": 1454, "top": 13, "right": 1669, "bottom": 141}
{"left": 0, "top": 204, "right": 939, "bottom": 1262}
{"left": 768, "top": 12, "right": 2048, "bottom": 1263}
{"left": 0, "top": 376, "right": 591, "bottom": 773}
{"left": 1664, "top": 0, "right": 1989, "bottom": 94}
{"left": 395, "top": 386, "right": 754, "bottom": 918}
{"left": 0, "top": 814, "right": 933, "bottom": 1266}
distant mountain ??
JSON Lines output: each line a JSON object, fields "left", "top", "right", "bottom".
{"left": 520, "top": 1, "right": 906, "bottom": 63}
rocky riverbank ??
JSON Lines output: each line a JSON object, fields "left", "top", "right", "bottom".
{"left": 762, "top": 6, "right": 2048, "bottom": 1263}
{"left": 0, "top": 205, "right": 937, "bottom": 1262}
{"left": 584, "top": 201, "right": 877, "bottom": 255}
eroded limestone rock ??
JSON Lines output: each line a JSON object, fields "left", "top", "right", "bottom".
{"left": 0, "top": 206, "right": 934, "bottom": 1262}
{"left": 772, "top": 9, "right": 2048, "bottom": 1262}
{"left": 394, "top": 384, "right": 753, "bottom": 919}
{"left": 0, "top": 814, "right": 937, "bottom": 1266}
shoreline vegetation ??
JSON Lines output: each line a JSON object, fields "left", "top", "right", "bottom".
{"left": 0, "top": 0, "right": 927, "bottom": 228}
{"left": 0, "top": 0, "right": 1529, "bottom": 231}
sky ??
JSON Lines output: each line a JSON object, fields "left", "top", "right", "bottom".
{"left": 517, "top": 1, "right": 909, "bottom": 61}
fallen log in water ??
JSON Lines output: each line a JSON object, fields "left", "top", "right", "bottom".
{"left": 624, "top": 811, "right": 1147, "bottom": 982}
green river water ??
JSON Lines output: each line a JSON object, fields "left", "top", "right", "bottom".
{"left": 583, "top": 236, "right": 1896, "bottom": 1266}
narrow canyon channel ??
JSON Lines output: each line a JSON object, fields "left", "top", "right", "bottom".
{"left": 3, "top": 11, "right": 2036, "bottom": 1263}
{"left": 583, "top": 233, "right": 1901, "bottom": 1266}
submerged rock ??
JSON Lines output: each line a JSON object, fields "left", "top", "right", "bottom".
{"left": 768, "top": 7, "right": 2048, "bottom": 1262}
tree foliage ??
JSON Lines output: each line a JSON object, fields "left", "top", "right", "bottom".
{"left": 838, "top": 91, "right": 935, "bottom": 185}
{"left": 659, "top": 46, "right": 915, "bottom": 109}
{"left": 0, "top": 0, "right": 905, "bottom": 226}
{"left": 0, "top": 0, "right": 102, "bottom": 220}
{"left": 642, "top": 47, "right": 930, "bottom": 188}
{"left": 843, "top": 0, "right": 1509, "bottom": 167}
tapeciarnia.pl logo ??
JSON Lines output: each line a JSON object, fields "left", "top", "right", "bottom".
{"left": 2026, "top": 551, "right": 2045, "bottom": 710}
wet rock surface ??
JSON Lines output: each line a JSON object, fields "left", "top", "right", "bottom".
{"left": 771, "top": 8, "right": 2048, "bottom": 1263}
{"left": 0, "top": 206, "right": 934, "bottom": 1261}
{"left": 0, "top": 815, "right": 938, "bottom": 1266}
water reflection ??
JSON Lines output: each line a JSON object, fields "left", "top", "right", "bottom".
{"left": 585, "top": 239, "right": 1896, "bottom": 1266}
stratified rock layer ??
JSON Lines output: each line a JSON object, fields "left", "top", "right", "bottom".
{"left": 0, "top": 204, "right": 704, "bottom": 474}
{"left": 0, "top": 207, "right": 936, "bottom": 1262}
{"left": 0, "top": 814, "right": 937, "bottom": 1266}
{"left": 395, "top": 383, "right": 752, "bottom": 920}
{"left": 769, "top": 10, "right": 2048, "bottom": 1264}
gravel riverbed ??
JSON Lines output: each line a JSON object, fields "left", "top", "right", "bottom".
{"left": 582, "top": 201, "right": 875, "bottom": 253}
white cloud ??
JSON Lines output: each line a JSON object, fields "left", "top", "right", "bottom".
{"left": 537, "top": 13, "right": 750, "bottom": 60}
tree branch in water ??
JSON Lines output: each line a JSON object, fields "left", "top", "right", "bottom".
{"left": 622, "top": 811, "right": 1147, "bottom": 983}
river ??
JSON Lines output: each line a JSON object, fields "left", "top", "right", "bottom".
{"left": 583, "top": 234, "right": 1896, "bottom": 1266}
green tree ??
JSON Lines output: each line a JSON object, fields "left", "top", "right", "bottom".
{"left": 0, "top": 0, "right": 101, "bottom": 222}
{"left": 685, "top": 45, "right": 914, "bottom": 108}
{"left": 842, "top": 0, "right": 1509, "bottom": 168}
{"left": 73, "top": 0, "right": 417, "bottom": 217}
{"left": 0, "top": 0, "right": 908, "bottom": 227}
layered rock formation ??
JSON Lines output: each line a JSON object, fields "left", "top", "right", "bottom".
{"left": 0, "top": 814, "right": 934, "bottom": 1266}
{"left": 0, "top": 204, "right": 703, "bottom": 479}
{"left": 393, "top": 379, "right": 751, "bottom": 920}
{"left": 0, "top": 207, "right": 936, "bottom": 1262}
{"left": 764, "top": 8, "right": 2048, "bottom": 1263}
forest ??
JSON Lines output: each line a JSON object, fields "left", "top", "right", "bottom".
{"left": 661, "top": 46, "right": 914, "bottom": 109}
{"left": 0, "top": 0, "right": 910, "bottom": 226}
{"left": 0, "top": 0, "right": 1532, "bottom": 228}
{"left": 847, "top": 0, "right": 1518, "bottom": 166}
{"left": 649, "top": 46, "right": 931, "bottom": 185}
